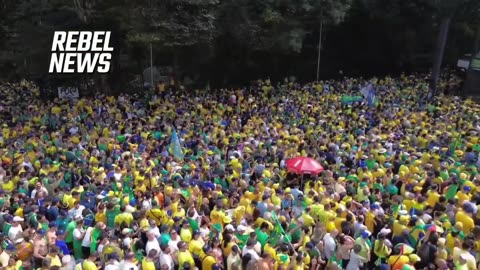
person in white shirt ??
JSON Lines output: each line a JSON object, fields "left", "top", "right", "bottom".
{"left": 168, "top": 230, "right": 180, "bottom": 255}
{"left": 199, "top": 222, "right": 210, "bottom": 239}
{"left": 242, "top": 239, "right": 260, "bottom": 261}
{"left": 104, "top": 253, "right": 120, "bottom": 270}
{"left": 141, "top": 198, "right": 152, "bottom": 210}
{"left": 68, "top": 201, "right": 85, "bottom": 220}
{"left": 0, "top": 244, "right": 16, "bottom": 267}
{"left": 323, "top": 230, "right": 338, "bottom": 260}
{"left": 159, "top": 244, "right": 174, "bottom": 270}
{"left": 69, "top": 126, "right": 79, "bottom": 135}
{"left": 8, "top": 216, "right": 24, "bottom": 242}
{"left": 81, "top": 226, "right": 94, "bottom": 256}
{"left": 453, "top": 246, "right": 476, "bottom": 270}
{"left": 120, "top": 229, "right": 133, "bottom": 252}
{"left": 60, "top": 255, "right": 76, "bottom": 270}
{"left": 31, "top": 182, "right": 48, "bottom": 199}
{"left": 145, "top": 231, "right": 160, "bottom": 255}
{"left": 147, "top": 220, "right": 160, "bottom": 238}
{"left": 346, "top": 244, "right": 368, "bottom": 270}
{"left": 73, "top": 225, "right": 85, "bottom": 249}
{"left": 119, "top": 252, "right": 138, "bottom": 270}
{"left": 227, "top": 245, "right": 242, "bottom": 270}
{"left": 21, "top": 157, "right": 34, "bottom": 172}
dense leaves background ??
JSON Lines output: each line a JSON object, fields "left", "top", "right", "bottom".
{"left": 0, "top": 0, "right": 479, "bottom": 90}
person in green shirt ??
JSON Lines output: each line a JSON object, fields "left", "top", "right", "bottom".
{"left": 65, "top": 219, "right": 77, "bottom": 252}
{"left": 159, "top": 225, "right": 171, "bottom": 245}
{"left": 366, "top": 155, "right": 377, "bottom": 170}
{"left": 72, "top": 217, "right": 85, "bottom": 259}
{"left": 90, "top": 222, "right": 106, "bottom": 254}
{"left": 105, "top": 202, "right": 120, "bottom": 229}
{"left": 255, "top": 222, "right": 269, "bottom": 249}
{"left": 234, "top": 225, "right": 249, "bottom": 250}
{"left": 2, "top": 215, "right": 12, "bottom": 237}
{"left": 187, "top": 210, "right": 199, "bottom": 231}
{"left": 288, "top": 220, "right": 303, "bottom": 244}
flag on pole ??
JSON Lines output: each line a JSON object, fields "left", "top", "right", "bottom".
{"left": 270, "top": 212, "right": 296, "bottom": 253}
{"left": 170, "top": 129, "right": 184, "bottom": 161}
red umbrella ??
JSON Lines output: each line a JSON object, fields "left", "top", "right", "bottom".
{"left": 286, "top": 156, "right": 324, "bottom": 175}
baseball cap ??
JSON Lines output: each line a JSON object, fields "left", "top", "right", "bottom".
{"left": 6, "top": 244, "right": 16, "bottom": 251}
{"left": 107, "top": 253, "right": 119, "bottom": 261}
{"left": 361, "top": 230, "right": 371, "bottom": 238}
{"left": 203, "top": 245, "right": 212, "bottom": 253}
{"left": 237, "top": 225, "right": 246, "bottom": 232}
{"left": 4, "top": 214, "right": 13, "bottom": 222}
{"left": 225, "top": 224, "right": 235, "bottom": 231}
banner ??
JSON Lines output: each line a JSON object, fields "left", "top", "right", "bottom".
{"left": 340, "top": 95, "right": 363, "bottom": 104}
{"left": 58, "top": 87, "right": 79, "bottom": 99}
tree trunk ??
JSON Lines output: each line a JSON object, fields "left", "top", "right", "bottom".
{"left": 172, "top": 51, "right": 179, "bottom": 91}
{"left": 474, "top": 22, "right": 480, "bottom": 54}
{"left": 429, "top": 17, "right": 451, "bottom": 99}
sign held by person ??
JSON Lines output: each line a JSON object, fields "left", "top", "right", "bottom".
{"left": 49, "top": 31, "right": 114, "bottom": 74}
{"left": 57, "top": 86, "right": 80, "bottom": 99}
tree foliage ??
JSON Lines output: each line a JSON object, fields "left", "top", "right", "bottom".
{"left": 0, "top": 0, "right": 479, "bottom": 87}
{"left": 126, "top": 0, "right": 219, "bottom": 47}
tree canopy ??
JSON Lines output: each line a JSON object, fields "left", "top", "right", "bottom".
{"left": 0, "top": 0, "right": 479, "bottom": 89}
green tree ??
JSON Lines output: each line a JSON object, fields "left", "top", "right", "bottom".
{"left": 428, "top": 0, "right": 480, "bottom": 96}
{"left": 1, "top": 0, "right": 84, "bottom": 78}
{"left": 217, "top": 0, "right": 351, "bottom": 54}
{"left": 125, "top": 0, "right": 219, "bottom": 81}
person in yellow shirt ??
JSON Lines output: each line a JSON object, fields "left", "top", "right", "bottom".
{"left": 180, "top": 220, "right": 193, "bottom": 242}
{"left": 210, "top": 202, "right": 226, "bottom": 227}
{"left": 455, "top": 203, "right": 475, "bottom": 235}
{"left": 374, "top": 233, "right": 391, "bottom": 266}
{"left": 426, "top": 186, "right": 440, "bottom": 207}
{"left": 114, "top": 205, "right": 134, "bottom": 228}
{"left": 45, "top": 246, "right": 62, "bottom": 267}
{"left": 139, "top": 211, "right": 150, "bottom": 234}
{"left": 141, "top": 250, "right": 157, "bottom": 270}
{"left": 5, "top": 258, "right": 22, "bottom": 270}
{"left": 290, "top": 252, "right": 306, "bottom": 270}
{"left": 189, "top": 230, "right": 205, "bottom": 264}
{"left": 388, "top": 246, "right": 409, "bottom": 270}
{"left": 94, "top": 203, "right": 107, "bottom": 224}
{"left": 201, "top": 245, "right": 218, "bottom": 269}
{"left": 146, "top": 201, "right": 163, "bottom": 225}
{"left": 456, "top": 186, "right": 472, "bottom": 206}
{"left": 76, "top": 252, "right": 99, "bottom": 270}
{"left": 334, "top": 208, "right": 346, "bottom": 232}
{"left": 177, "top": 241, "right": 195, "bottom": 269}
{"left": 393, "top": 215, "right": 409, "bottom": 237}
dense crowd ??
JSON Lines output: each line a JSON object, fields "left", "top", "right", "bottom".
{"left": 0, "top": 74, "right": 478, "bottom": 270}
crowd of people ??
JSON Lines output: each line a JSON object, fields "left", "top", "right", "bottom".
{"left": 0, "top": 74, "right": 478, "bottom": 270}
